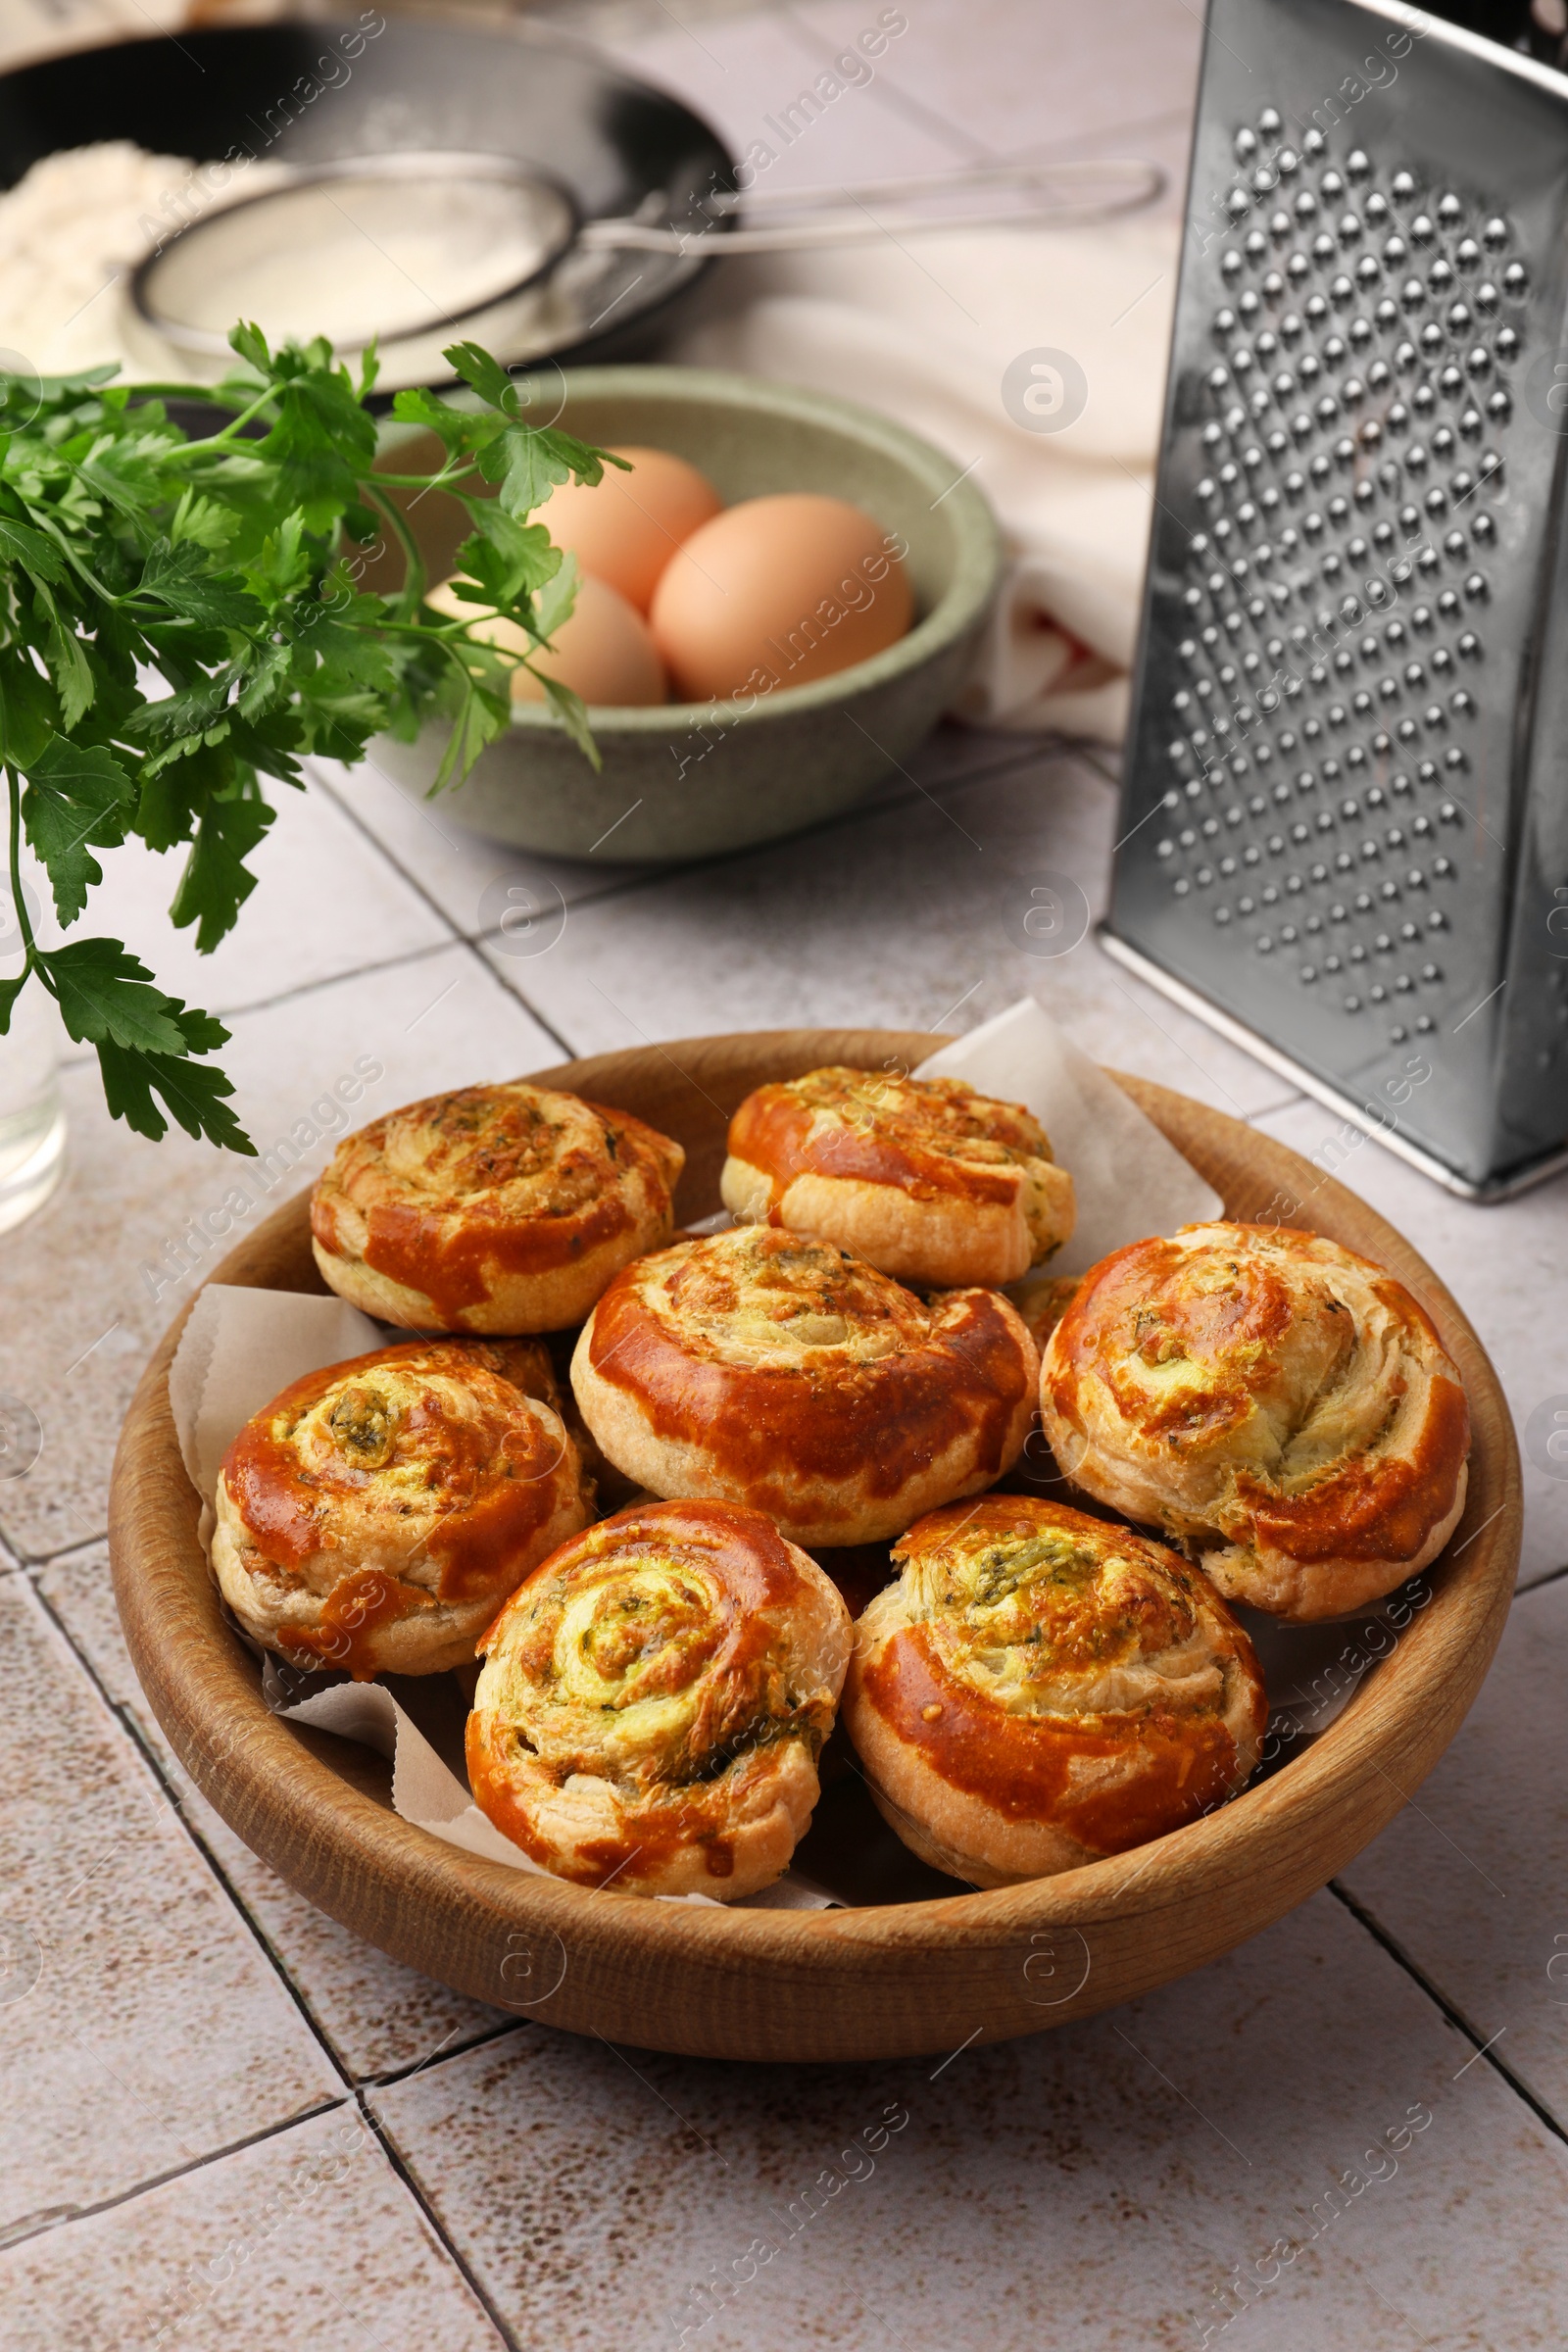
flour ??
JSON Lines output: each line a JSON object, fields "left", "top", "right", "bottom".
{"left": 0, "top": 140, "right": 287, "bottom": 380}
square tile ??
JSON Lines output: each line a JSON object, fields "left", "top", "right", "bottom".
{"left": 38, "top": 1545, "right": 510, "bottom": 2085}
{"left": 611, "top": 3, "right": 969, "bottom": 190}
{"left": 310, "top": 753, "right": 645, "bottom": 935}
{"left": 372, "top": 1890, "right": 1568, "bottom": 2349}
{"left": 1338, "top": 1573, "right": 1568, "bottom": 2134}
{"left": 313, "top": 729, "right": 1057, "bottom": 948}
{"left": 487, "top": 747, "right": 1298, "bottom": 1117}
{"left": 25, "top": 775, "right": 453, "bottom": 1031}
{"left": 0, "top": 2103, "right": 504, "bottom": 2352}
{"left": 0, "top": 944, "right": 560, "bottom": 1560}
{"left": 1253, "top": 1097, "right": 1568, "bottom": 1589}
{"left": 782, "top": 0, "right": 1202, "bottom": 169}
{"left": 0, "top": 1579, "right": 340, "bottom": 2231}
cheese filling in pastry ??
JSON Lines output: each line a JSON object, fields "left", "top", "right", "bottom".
{"left": 311, "top": 1081, "right": 685, "bottom": 1334}
{"left": 466, "top": 1498, "right": 853, "bottom": 1898}
{"left": 720, "top": 1064, "right": 1075, "bottom": 1288}
{"left": 1040, "top": 1221, "right": 1472, "bottom": 1622}
{"left": 843, "top": 1495, "right": 1266, "bottom": 1886}
{"left": 570, "top": 1224, "right": 1040, "bottom": 1546}
{"left": 213, "top": 1339, "right": 593, "bottom": 1678}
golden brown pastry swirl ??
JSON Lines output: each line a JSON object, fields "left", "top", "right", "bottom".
{"left": 570, "top": 1224, "right": 1039, "bottom": 1545}
{"left": 466, "top": 1499, "right": 853, "bottom": 1898}
{"left": 844, "top": 1494, "right": 1266, "bottom": 1886}
{"left": 720, "top": 1064, "right": 1075, "bottom": 1287}
{"left": 213, "top": 1339, "right": 592, "bottom": 1677}
{"left": 1039, "top": 1221, "right": 1471, "bottom": 1621}
{"left": 311, "top": 1080, "right": 684, "bottom": 1333}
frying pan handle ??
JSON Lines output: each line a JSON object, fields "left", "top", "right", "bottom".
{"left": 579, "top": 157, "right": 1167, "bottom": 256}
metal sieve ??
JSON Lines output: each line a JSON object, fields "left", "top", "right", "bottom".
{"left": 129, "top": 147, "right": 1165, "bottom": 368}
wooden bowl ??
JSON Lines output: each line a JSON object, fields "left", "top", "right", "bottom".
{"left": 108, "top": 1030, "right": 1521, "bottom": 2063}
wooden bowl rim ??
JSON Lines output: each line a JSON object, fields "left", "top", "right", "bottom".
{"left": 109, "top": 1030, "right": 1521, "bottom": 1978}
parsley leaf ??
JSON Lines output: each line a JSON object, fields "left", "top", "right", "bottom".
{"left": 97, "top": 1036, "right": 255, "bottom": 1152}
{"left": 21, "top": 735, "right": 136, "bottom": 924}
{"left": 0, "top": 330, "right": 608, "bottom": 1154}
{"left": 169, "top": 789, "right": 275, "bottom": 952}
{"left": 42, "top": 937, "right": 195, "bottom": 1055}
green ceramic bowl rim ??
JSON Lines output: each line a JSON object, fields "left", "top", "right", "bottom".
{"left": 378, "top": 364, "right": 1003, "bottom": 737}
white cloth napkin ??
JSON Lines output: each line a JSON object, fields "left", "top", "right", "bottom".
{"left": 672, "top": 217, "right": 1179, "bottom": 741}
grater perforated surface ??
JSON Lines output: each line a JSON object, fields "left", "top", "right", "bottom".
{"left": 1106, "top": 0, "right": 1568, "bottom": 1195}
{"left": 1162, "top": 122, "right": 1514, "bottom": 1043}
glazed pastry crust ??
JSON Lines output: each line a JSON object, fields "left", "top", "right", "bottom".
{"left": 570, "top": 1224, "right": 1040, "bottom": 1546}
{"left": 1040, "top": 1221, "right": 1472, "bottom": 1623}
{"left": 843, "top": 1495, "right": 1266, "bottom": 1886}
{"left": 311, "top": 1081, "right": 685, "bottom": 1334}
{"left": 466, "top": 1498, "right": 853, "bottom": 1898}
{"left": 213, "top": 1339, "right": 593, "bottom": 1677}
{"left": 720, "top": 1065, "right": 1075, "bottom": 1288}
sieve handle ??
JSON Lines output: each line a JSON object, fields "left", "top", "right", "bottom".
{"left": 578, "top": 157, "right": 1166, "bottom": 256}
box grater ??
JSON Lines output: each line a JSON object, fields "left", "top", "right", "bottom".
{"left": 1102, "top": 0, "right": 1568, "bottom": 1199}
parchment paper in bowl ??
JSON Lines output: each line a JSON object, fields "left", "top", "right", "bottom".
{"left": 918, "top": 995, "right": 1223, "bottom": 1277}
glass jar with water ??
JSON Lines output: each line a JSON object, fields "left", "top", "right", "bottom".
{"left": 0, "top": 878, "right": 65, "bottom": 1234}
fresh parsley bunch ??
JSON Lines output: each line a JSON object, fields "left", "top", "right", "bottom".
{"left": 0, "top": 327, "right": 621, "bottom": 1154}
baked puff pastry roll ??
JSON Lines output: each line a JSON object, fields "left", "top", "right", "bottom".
{"left": 213, "top": 1340, "right": 593, "bottom": 1678}
{"left": 1040, "top": 1222, "right": 1472, "bottom": 1623}
{"left": 570, "top": 1224, "right": 1039, "bottom": 1546}
{"left": 844, "top": 1495, "right": 1266, "bottom": 1886}
{"left": 311, "top": 1081, "right": 685, "bottom": 1334}
{"left": 466, "top": 1499, "right": 853, "bottom": 1898}
{"left": 719, "top": 1065, "right": 1075, "bottom": 1289}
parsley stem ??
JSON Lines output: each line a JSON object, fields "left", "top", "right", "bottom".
{"left": 363, "top": 483, "right": 426, "bottom": 621}
{"left": 160, "top": 383, "right": 281, "bottom": 453}
{"left": 368, "top": 465, "right": 479, "bottom": 490}
{"left": 5, "top": 763, "right": 36, "bottom": 984}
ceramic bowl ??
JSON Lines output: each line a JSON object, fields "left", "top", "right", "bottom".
{"left": 364, "top": 368, "right": 1002, "bottom": 862}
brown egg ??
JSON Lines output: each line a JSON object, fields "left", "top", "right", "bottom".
{"left": 537, "top": 445, "right": 723, "bottom": 612}
{"left": 427, "top": 572, "right": 666, "bottom": 708}
{"left": 649, "top": 494, "right": 914, "bottom": 704}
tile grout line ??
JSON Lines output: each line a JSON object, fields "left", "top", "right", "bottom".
{"left": 329, "top": 730, "right": 1079, "bottom": 990}
{"left": 1328, "top": 1882, "right": 1568, "bottom": 2148}
{"left": 1514, "top": 1557, "right": 1568, "bottom": 1596}
{"left": 13, "top": 1529, "right": 112, "bottom": 1573}
{"left": 24, "top": 1575, "right": 364, "bottom": 2095}
{"left": 454, "top": 937, "right": 578, "bottom": 1063}
{"left": 311, "top": 763, "right": 655, "bottom": 927}
{"left": 20, "top": 1580, "right": 513, "bottom": 2309}
{"left": 777, "top": 2, "right": 997, "bottom": 164}
{"left": 363, "top": 2015, "right": 524, "bottom": 2093}
{"left": 303, "top": 762, "right": 481, "bottom": 941}
{"left": 358, "top": 2095, "right": 523, "bottom": 2352}
{"left": 0, "top": 2096, "right": 350, "bottom": 2259}
{"left": 52, "top": 933, "right": 469, "bottom": 1070}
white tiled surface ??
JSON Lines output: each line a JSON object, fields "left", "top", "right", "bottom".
{"left": 371, "top": 1893, "right": 1568, "bottom": 2351}
{"left": 0, "top": 1578, "right": 341, "bottom": 2230}
{"left": 5, "top": 0, "right": 1566, "bottom": 2343}
{"left": 0, "top": 2105, "right": 506, "bottom": 2352}
{"left": 37, "top": 1545, "right": 510, "bottom": 2082}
